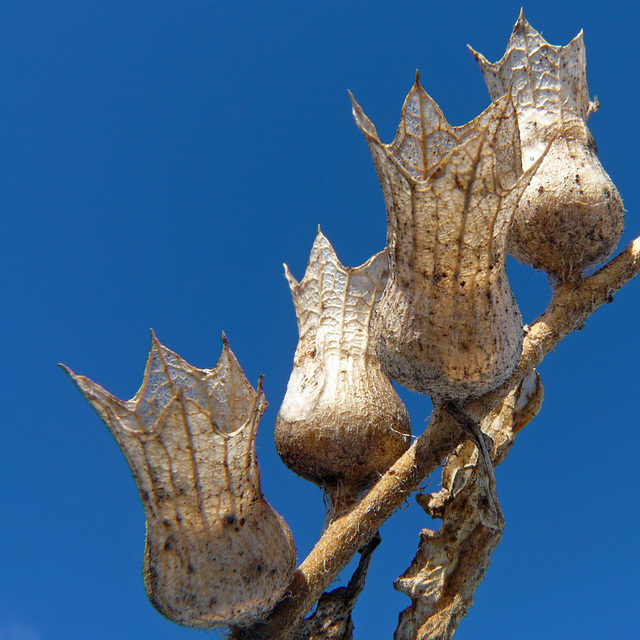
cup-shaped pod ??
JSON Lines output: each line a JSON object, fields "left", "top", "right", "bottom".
{"left": 275, "top": 230, "right": 411, "bottom": 512}
{"left": 470, "top": 11, "right": 624, "bottom": 282}
{"left": 62, "top": 333, "right": 296, "bottom": 629}
{"left": 351, "top": 78, "right": 544, "bottom": 400}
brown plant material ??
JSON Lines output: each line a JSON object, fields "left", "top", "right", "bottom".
{"left": 292, "top": 534, "right": 381, "bottom": 640}
{"left": 62, "top": 333, "right": 296, "bottom": 629}
{"left": 351, "top": 78, "right": 545, "bottom": 399}
{"left": 394, "top": 370, "right": 544, "bottom": 640}
{"left": 230, "top": 234, "right": 640, "bottom": 640}
{"left": 471, "top": 11, "right": 624, "bottom": 282}
{"left": 275, "top": 229, "right": 411, "bottom": 515}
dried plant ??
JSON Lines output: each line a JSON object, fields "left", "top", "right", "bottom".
{"left": 62, "top": 334, "right": 296, "bottom": 628}
{"left": 63, "top": 12, "right": 640, "bottom": 640}
{"left": 274, "top": 229, "right": 411, "bottom": 519}
{"left": 470, "top": 10, "right": 624, "bottom": 283}
{"left": 350, "top": 83, "right": 542, "bottom": 401}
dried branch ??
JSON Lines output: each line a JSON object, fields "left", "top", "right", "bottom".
{"left": 230, "top": 410, "right": 467, "bottom": 640}
{"left": 230, "top": 233, "right": 640, "bottom": 640}
{"left": 471, "top": 234, "right": 640, "bottom": 417}
{"left": 292, "top": 533, "right": 381, "bottom": 640}
{"left": 393, "top": 371, "right": 543, "bottom": 639}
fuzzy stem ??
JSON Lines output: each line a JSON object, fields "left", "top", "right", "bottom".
{"left": 231, "top": 235, "right": 640, "bottom": 640}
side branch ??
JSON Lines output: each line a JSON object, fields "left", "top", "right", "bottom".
{"left": 472, "top": 235, "right": 640, "bottom": 416}
{"left": 394, "top": 370, "right": 543, "bottom": 640}
{"left": 233, "top": 235, "right": 640, "bottom": 640}
{"left": 230, "top": 414, "right": 467, "bottom": 640}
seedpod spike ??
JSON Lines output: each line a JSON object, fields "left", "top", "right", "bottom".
{"left": 275, "top": 229, "right": 411, "bottom": 516}
{"left": 352, "top": 79, "right": 545, "bottom": 399}
{"left": 470, "top": 12, "right": 624, "bottom": 282}
{"left": 61, "top": 333, "right": 296, "bottom": 629}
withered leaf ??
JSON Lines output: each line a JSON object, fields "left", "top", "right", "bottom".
{"left": 394, "top": 370, "right": 544, "bottom": 640}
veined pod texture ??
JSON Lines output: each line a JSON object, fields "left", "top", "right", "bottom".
{"left": 471, "top": 11, "right": 624, "bottom": 281}
{"left": 62, "top": 334, "right": 296, "bottom": 629}
{"left": 275, "top": 229, "right": 411, "bottom": 514}
{"left": 351, "top": 77, "right": 545, "bottom": 400}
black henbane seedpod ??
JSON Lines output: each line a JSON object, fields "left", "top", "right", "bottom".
{"left": 471, "top": 11, "right": 624, "bottom": 282}
{"left": 275, "top": 230, "right": 411, "bottom": 515}
{"left": 63, "top": 335, "right": 296, "bottom": 628}
{"left": 352, "top": 77, "right": 544, "bottom": 400}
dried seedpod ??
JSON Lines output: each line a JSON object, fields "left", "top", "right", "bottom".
{"left": 470, "top": 11, "right": 624, "bottom": 282}
{"left": 62, "top": 333, "right": 296, "bottom": 629}
{"left": 275, "top": 229, "right": 412, "bottom": 514}
{"left": 351, "top": 76, "right": 545, "bottom": 400}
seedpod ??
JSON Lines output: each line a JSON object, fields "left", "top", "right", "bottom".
{"left": 275, "top": 230, "right": 411, "bottom": 515}
{"left": 471, "top": 11, "right": 624, "bottom": 282}
{"left": 352, "top": 77, "right": 545, "bottom": 399}
{"left": 62, "top": 333, "right": 296, "bottom": 629}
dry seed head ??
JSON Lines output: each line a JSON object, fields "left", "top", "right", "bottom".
{"left": 470, "top": 11, "right": 624, "bottom": 281}
{"left": 62, "top": 333, "right": 296, "bottom": 629}
{"left": 352, "top": 78, "right": 544, "bottom": 399}
{"left": 275, "top": 229, "right": 411, "bottom": 513}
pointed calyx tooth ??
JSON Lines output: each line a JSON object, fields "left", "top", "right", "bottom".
{"left": 62, "top": 334, "right": 296, "bottom": 629}
{"left": 275, "top": 229, "right": 411, "bottom": 514}
{"left": 350, "top": 75, "right": 523, "bottom": 188}
{"left": 470, "top": 12, "right": 624, "bottom": 282}
{"left": 352, "top": 79, "right": 544, "bottom": 400}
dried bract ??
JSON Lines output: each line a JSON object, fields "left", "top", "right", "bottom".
{"left": 275, "top": 229, "right": 411, "bottom": 514}
{"left": 352, "top": 78, "right": 543, "bottom": 399}
{"left": 471, "top": 11, "right": 624, "bottom": 281}
{"left": 62, "top": 334, "right": 296, "bottom": 629}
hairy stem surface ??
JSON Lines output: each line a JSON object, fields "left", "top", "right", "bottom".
{"left": 231, "top": 236, "right": 640, "bottom": 640}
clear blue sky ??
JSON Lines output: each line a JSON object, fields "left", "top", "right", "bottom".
{"left": 2, "top": 2, "right": 639, "bottom": 639}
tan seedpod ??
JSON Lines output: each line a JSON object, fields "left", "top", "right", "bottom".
{"left": 275, "top": 230, "right": 411, "bottom": 513}
{"left": 471, "top": 11, "right": 624, "bottom": 281}
{"left": 63, "top": 334, "right": 296, "bottom": 629}
{"left": 352, "top": 77, "right": 544, "bottom": 399}
{"left": 510, "top": 133, "right": 623, "bottom": 279}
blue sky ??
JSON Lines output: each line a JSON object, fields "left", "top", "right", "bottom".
{"left": 2, "top": 1, "right": 639, "bottom": 639}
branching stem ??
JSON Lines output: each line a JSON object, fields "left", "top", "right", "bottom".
{"left": 231, "top": 235, "right": 640, "bottom": 640}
